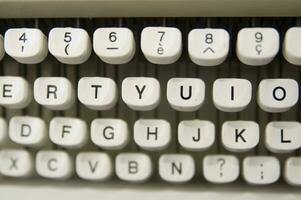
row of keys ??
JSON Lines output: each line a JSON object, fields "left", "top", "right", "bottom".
{"left": 0, "top": 76, "right": 298, "bottom": 113}
{"left": 0, "top": 149, "right": 300, "bottom": 186}
{"left": 1, "top": 117, "right": 301, "bottom": 153}
{"left": 1, "top": 27, "right": 301, "bottom": 66}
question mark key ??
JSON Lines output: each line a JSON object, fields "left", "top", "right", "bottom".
{"left": 203, "top": 155, "right": 239, "bottom": 183}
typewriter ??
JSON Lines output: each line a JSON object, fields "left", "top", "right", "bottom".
{"left": 0, "top": 0, "right": 301, "bottom": 199}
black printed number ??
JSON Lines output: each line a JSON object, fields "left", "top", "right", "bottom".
{"left": 64, "top": 32, "right": 72, "bottom": 43}
{"left": 19, "top": 33, "right": 27, "bottom": 43}
{"left": 205, "top": 33, "right": 213, "bottom": 44}
{"left": 255, "top": 32, "right": 263, "bottom": 43}
{"left": 109, "top": 32, "right": 117, "bottom": 42}
{"left": 158, "top": 31, "right": 165, "bottom": 42}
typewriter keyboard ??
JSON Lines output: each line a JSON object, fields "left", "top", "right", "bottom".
{"left": 0, "top": 18, "right": 301, "bottom": 186}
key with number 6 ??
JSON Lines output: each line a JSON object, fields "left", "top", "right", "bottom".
{"left": 93, "top": 28, "right": 135, "bottom": 64}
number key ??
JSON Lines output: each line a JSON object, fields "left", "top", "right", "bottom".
{"left": 141, "top": 27, "right": 182, "bottom": 65}
{"left": 4, "top": 28, "right": 48, "bottom": 64}
{"left": 49, "top": 28, "right": 92, "bottom": 64}
{"left": 188, "top": 29, "right": 229, "bottom": 66}
{"left": 93, "top": 28, "right": 135, "bottom": 65}
{"left": 236, "top": 28, "right": 279, "bottom": 66}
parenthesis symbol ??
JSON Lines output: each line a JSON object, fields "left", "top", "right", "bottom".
{"left": 65, "top": 44, "right": 70, "bottom": 55}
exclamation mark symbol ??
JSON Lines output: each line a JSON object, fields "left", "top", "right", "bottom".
{"left": 260, "top": 163, "right": 264, "bottom": 180}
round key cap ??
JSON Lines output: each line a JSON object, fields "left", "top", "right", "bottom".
{"left": 243, "top": 156, "right": 280, "bottom": 185}
{"left": 178, "top": 120, "right": 215, "bottom": 151}
{"left": 188, "top": 28, "right": 229, "bottom": 66}
{"left": 34, "top": 77, "right": 75, "bottom": 110}
{"left": 167, "top": 78, "right": 205, "bottom": 112}
{"left": 265, "top": 121, "right": 301, "bottom": 153}
{"left": 36, "top": 150, "right": 74, "bottom": 180}
{"left": 93, "top": 28, "right": 135, "bottom": 64}
{"left": 9, "top": 116, "right": 47, "bottom": 147}
{"left": 236, "top": 28, "right": 279, "bottom": 66}
{"left": 49, "top": 117, "right": 88, "bottom": 149}
{"left": 0, "top": 149, "right": 34, "bottom": 178}
{"left": 115, "top": 153, "right": 152, "bottom": 182}
{"left": 141, "top": 27, "right": 182, "bottom": 64}
{"left": 49, "top": 28, "right": 91, "bottom": 64}
{"left": 213, "top": 78, "right": 252, "bottom": 112}
{"left": 257, "top": 79, "right": 299, "bottom": 113}
{"left": 0, "top": 76, "right": 32, "bottom": 109}
{"left": 76, "top": 152, "right": 112, "bottom": 181}
{"left": 159, "top": 154, "right": 195, "bottom": 183}
{"left": 4, "top": 28, "right": 48, "bottom": 64}
{"left": 285, "top": 157, "right": 301, "bottom": 186}
{"left": 283, "top": 27, "right": 301, "bottom": 65}
{"left": 203, "top": 155, "right": 239, "bottom": 184}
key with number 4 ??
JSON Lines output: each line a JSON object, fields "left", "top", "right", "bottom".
{"left": 4, "top": 28, "right": 48, "bottom": 64}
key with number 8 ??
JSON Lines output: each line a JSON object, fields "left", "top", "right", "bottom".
{"left": 4, "top": 28, "right": 48, "bottom": 64}
{"left": 49, "top": 28, "right": 92, "bottom": 64}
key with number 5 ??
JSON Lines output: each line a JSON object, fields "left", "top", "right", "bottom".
{"left": 4, "top": 28, "right": 48, "bottom": 64}
{"left": 49, "top": 28, "right": 92, "bottom": 65}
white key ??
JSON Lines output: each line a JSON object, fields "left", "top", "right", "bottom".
{"left": 236, "top": 28, "right": 279, "bottom": 66}
{"left": 9, "top": 116, "right": 47, "bottom": 147}
{"left": 122, "top": 77, "right": 160, "bottom": 111}
{"left": 203, "top": 155, "right": 239, "bottom": 184}
{"left": 0, "top": 35, "right": 4, "bottom": 61}
{"left": 257, "top": 79, "right": 298, "bottom": 112}
{"left": 49, "top": 117, "right": 88, "bottom": 149}
{"left": 49, "top": 28, "right": 91, "bottom": 64}
{"left": 91, "top": 118, "right": 129, "bottom": 150}
{"left": 222, "top": 121, "right": 260, "bottom": 152}
{"left": 167, "top": 78, "right": 205, "bottom": 111}
{"left": 188, "top": 29, "right": 229, "bottom": 66}
{"left": 213, "top": 78, "right": 252, "bottom": 112}
{"left": 178, "top": 120, "right": 215, "bottom": 151}
{"left": 115, "top": 153, "right": 152, "bottom": 182}
{"left": 36, "top": 150, "right": 73, "bottom": 180}
{"left": 78, "top": 77, "right": 118, "bottom": 110}
{"left": 0, "top": 149, "right": 33, "bottom": 178}
{"left": 141, "top": 27, "right": 182, "bottom": 64}
{"left": 265, "top": 121, "right": 301, "bottom": 153}
{"left": 0, "top": 76, "right": 32, "bottom": 109}
{"left": 34, "top": 77, "right": 75, "bottom": 110}
{"left": 243, "top": 156, "right": 280, "bottom": 185}
{"left": 4, "top": 28, "right": 48, "bottom": 64}
{"left": 159, "top": 154, "right": 195, "bottom": 183}
{"left": 76, "top": 152, "right": 112, "bottom": 181}
{"left": 285, "top": 157, "right": 301, "bottom": 186}
{"left": 93, "top": 28, "right": 135, "bottom": 64}
{"left": 283, "top": 27, "right": 301, "bottom": 65}
{"left": 134, "top": 119, "right": 171, "bottom": 151}
{"left": 0, "top": 118, "right": 8, "bottom": 145}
